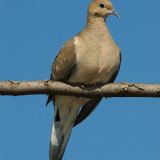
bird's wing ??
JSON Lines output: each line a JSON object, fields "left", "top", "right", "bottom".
{"left": 74, "top": 98, "right": 102, "bottom": 127}
{"left": 46, "top": 38, "right": 76, "bottom": 106}
{"left": 73, "top": 51, "right": 122, "bottom": 126}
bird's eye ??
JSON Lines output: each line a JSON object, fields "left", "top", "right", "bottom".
{"left": 99, "top": 4, "right": 105, "bottom": 8}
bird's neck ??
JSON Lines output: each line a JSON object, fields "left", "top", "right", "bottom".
{"left": 85, "top": 15, "right": 112, "bottom": 38}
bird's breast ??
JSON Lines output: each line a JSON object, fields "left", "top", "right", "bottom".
{"left": 69, "top": 36, "right": 120, "bottom": 84}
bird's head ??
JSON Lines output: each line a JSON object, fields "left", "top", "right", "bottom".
{"left": 88, "top": 0, "right": 119, "bottom": 19}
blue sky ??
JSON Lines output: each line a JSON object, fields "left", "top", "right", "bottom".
{"left": 0, "top": 0, "right": 160, "bottom": 159}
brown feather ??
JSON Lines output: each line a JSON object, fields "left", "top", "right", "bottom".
{"left": 46, "top": 39, "right": 76, "bottom": 106}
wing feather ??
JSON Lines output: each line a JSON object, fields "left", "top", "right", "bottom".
{"left": 46, "top": 39, "right": 76, "bottom": 106}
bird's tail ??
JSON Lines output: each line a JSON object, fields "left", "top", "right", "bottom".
{"left": 49, "top": 115, "right": 74, "bottom": 160}
{"left": 49, "top": 96, "right": 85, "bottom": 160}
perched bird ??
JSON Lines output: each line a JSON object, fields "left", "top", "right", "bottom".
{"left": 47, "top": 0, "right": 121, "bottom": 159}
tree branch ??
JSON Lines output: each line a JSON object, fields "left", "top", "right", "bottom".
{"left": 0, "top": 80, "right": 160, "bottom": 98}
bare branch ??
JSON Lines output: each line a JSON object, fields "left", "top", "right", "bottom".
{"left": 0, "top": 80, "right": 160, "bottom": 98}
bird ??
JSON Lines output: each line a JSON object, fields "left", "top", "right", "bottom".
{"left": 46, "top": 0, "right": 121, "bottom": 159}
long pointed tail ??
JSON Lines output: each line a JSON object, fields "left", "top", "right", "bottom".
{"left": 49, "top": 96, "right": 86, "bottom": 160}
{"left": 49, "top": 120, "right": 73, "bottom": 160}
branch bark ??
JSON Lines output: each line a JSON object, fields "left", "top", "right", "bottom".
{"left": 0, "top": 80, "right": 160, "bottom": 98}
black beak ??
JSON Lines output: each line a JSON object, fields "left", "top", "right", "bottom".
{"left": 109, "top": 10, "right": 120, "bottom": 18}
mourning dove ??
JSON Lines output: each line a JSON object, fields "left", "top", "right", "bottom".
{"left": 47, "top": 0, "right": 121, "bottom": 159}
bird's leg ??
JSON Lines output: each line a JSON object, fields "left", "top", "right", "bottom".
{"left": 114, "top": 82, "right": 130, "bottom": 96}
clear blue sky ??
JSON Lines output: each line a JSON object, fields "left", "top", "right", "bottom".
{"left": 0, "top": 0, "right": 160, "bottom": 159}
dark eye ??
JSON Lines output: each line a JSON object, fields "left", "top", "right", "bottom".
{"left": 99, "top": 4, "right": 105, "bottom": 8}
